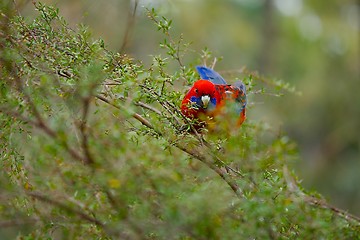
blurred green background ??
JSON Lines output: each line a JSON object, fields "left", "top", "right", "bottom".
{"left": 19, "top": 0, "right": 359, "bottom": 214}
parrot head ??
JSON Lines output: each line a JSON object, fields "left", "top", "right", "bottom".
{"left": 186, "top": 80, "right": 219, "bottom": 111}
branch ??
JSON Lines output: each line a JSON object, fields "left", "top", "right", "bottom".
{"left": 139, "top": 84, "right": 203, "bottom": 142}
{"left": 305, "top": 196, "right": 360, "bottom": 224}
{"left": 96, "top": 95, "right": 155, "bottom": 131}
{"left": 283, "top": 165, "right": 360, "bottom": 225}
{"left": 113, "top": 93, "right": 163, "bottom": 115}
{"left": 175, "top": 143, "right": 243, "bottom": 197}
{"left": 79, "top": 95, "right": 96, "bottom": 165}
{"left": 139, "top": 84, "right": 183, "bottom": 126}
{"left": 0, "top": 217, "right": 40, "bottom": 228}
{"left": 27, "top": 191, "right": 105, "bottom": 228}
{"left": 119, "top": 0, "right": 139, "bottom": 53}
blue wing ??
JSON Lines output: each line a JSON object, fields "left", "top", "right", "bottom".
{"left": 233, "top": 80, "right": 247, "bottom": 96}
{"left": 196, "top": 66, "right": 227, "bottom": 85}
{"left": 233, "top": 80, "right": 247, "bottom": 112}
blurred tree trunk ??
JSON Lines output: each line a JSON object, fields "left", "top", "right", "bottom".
{"left": 258, "top": 0, "right": 277, "bottom": 74}
{"left": 119, "top": 0, "right": 138, "bottom": 53}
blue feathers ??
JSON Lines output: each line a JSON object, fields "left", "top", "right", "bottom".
{"left": 195, "top": 66, "right": 247, "bottom": 114}
{"left": 196, "top": 66, "right": 227, "bottom": 85}
{"left": 233, "top": 80, "right": 247, "bottom": 95}
{"left": 189, "top": 95, "right": 217, "bottom": 111}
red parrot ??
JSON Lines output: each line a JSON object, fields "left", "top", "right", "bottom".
{"left": 181, "top": 66, "right": 247, "bottom": 130}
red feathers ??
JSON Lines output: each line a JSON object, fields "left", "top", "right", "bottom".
{"left": 181, "top": 80, "right": 220, "bottom": 119}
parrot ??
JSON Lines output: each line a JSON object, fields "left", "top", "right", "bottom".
{"left": 180, "top": 66, "right": 247, "bottom": 131}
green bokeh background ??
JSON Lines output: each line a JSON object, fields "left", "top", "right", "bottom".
{"left": 20, "top": 0, "right": 359, "bottom": 215}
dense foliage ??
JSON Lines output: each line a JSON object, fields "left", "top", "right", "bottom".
{"left": 0, "top": 2, "right": 359, "bottom": 239}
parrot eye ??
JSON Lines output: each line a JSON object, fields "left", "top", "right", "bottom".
{"left": 195, "top": 89, "right": 198, "bottom": 94}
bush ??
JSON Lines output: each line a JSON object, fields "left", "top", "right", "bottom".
{"left": 0, "top": 2, "right": 359, "bottom": 239}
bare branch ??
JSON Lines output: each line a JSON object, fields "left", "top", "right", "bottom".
{"left": 114, "top": 93, "right": 163, "bottom": 115}
{"left": 119, "top": 0, "right": 139, "bottom": 53}
{"left": 96, "top": 95, "right": 155, "bottom": 131}
{"left": 139, "top": 84, "right": 204, "bottom": 142}
{"left": 79, "top": 96, "right": 95, "bottom": 165}
{"left": 139, "top": 84, "right": 182, "bottom": 125}
{"left": 0, "top": 217, "right": 40, "bottom": 228}
{"left": 175, "top": 143, "right": 243, "bottom": 197}
{"left": 283, "top": 165, "right": 360, "bottom": 225}
{"left": 27, "top": 191, "right": 105, "bottom": 228}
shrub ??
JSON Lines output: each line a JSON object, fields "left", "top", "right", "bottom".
{"left": 0, "top": 2, "right": 359, "bottom": 239}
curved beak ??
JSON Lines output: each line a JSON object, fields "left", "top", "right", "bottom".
{"left": 201, "top": 95, "right": 210, "bottom": 109}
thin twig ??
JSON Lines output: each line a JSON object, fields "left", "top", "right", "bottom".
{"left": 96, "top": 95, "right": 155, "bottom": 131}
{"left": 139, "top": 84, "right": 182, "bottom": 125}
{"left": 139, "top": 84, "right": 204, "bottom": 142}
{"left": 114, "top": 93, "right": 163, "bottom": 115}
{"left": 210, "top": 57, "right": 217, "bottom": 69}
